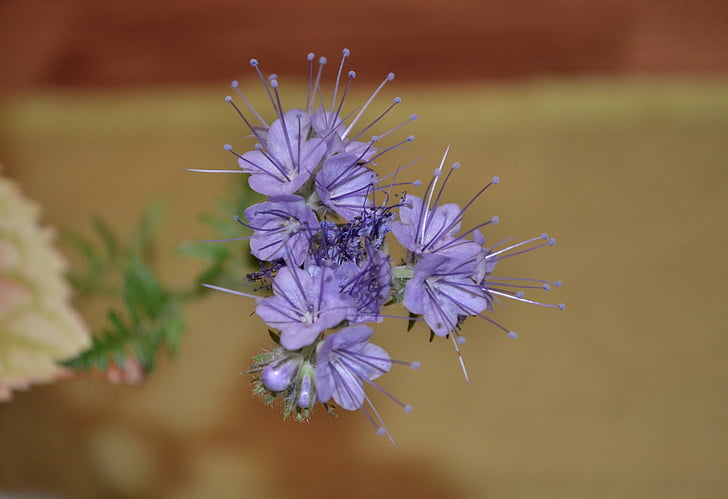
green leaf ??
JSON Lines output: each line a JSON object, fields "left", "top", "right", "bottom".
{"left": 60, "top": 309, "right": 131, "bottom": 371}
{"left": 61, "top": 174, "right": 260, "bottom": 380}
{"left": 176, "top": 240, "right": 230, "bottom": 260}
{"left": 131, "top": 331, "right": 157, "bottom": 372}
{"left": 122, "top": 257, "right": 168, "bottom": 320}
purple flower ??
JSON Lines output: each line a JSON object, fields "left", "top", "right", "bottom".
{"left": 392, "top": 157, "right": 500, "bottom": 261}
{"left": 310, "top": 109, "right": 379, "bottom": 162}
{"left": 243, "top": 195, "right": 318, "bottom": 266}
{"left": 315, "top": 325, "right": 418, "bottom": 442}
{"left": 256, "top": 264, "right": 354, "bottom": 350}
{"left": 392, "top": 193, "right": 462, "bottom": 257}
{"left": 310, "top": 110, "right": 345, "bottom": 151}
{"left": 314, "top": 325, "right": 391, "bottom": 410}
{"left": 403, "top": 243, "right": 489, "bottom": 337}
{"left": 220, "top": 49, "right": 416, "bottom": 198}
{"left": 315, "top": 153, "right": 377, "bottom": 221}
{"left": 238, "top": 109, "right": 327, "bottom": 195}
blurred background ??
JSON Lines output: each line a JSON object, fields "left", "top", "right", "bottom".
{"left": 1, "top": 0, "right": 727, "bottom": 497}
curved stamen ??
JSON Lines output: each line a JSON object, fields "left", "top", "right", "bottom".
{"left": 202, "top": 283, "right": 259, "bottom": 300}
{"left": 225, "top": 96, "right": 268, "bottom": 144}
{"left": 423, "top": 176, "right": 499, "bottom": 253}
{"left": 489, "top": 234, "right": 556, "bottom": 260}
{"left": 306, "top": 52, "right": 315, "bottom": 113}
{"left": 312, "top": 56, "right": 328, "bottom": 114}
{"left": 488, "top": 289, "right": 566, "bottom": 310}
{"left": 343, "top": 72, "right": 396, "bottom": 140}
{"left": 334, "top": 71, "right": 356, "bottom": 121}
{"left": 249, "top": 58, "right": 279, "bottom": 118}
{"left": 346, "top": 97, "right": 402, "bottom": 145}
{"left": 187, "top": 168, "right": 244, "bottom": 173}
{"left": 330, "top": 48, "right": 351, "bottom": 115}
{"left": 450, "top": 333, "right": 469, "bottom": 383}
{"left": 422, "top": 146, "right": 451, "bottom": 240}
{"left": 365, "top": 113, "right": 418, "bottom": 144}
{"left": 367, "top": 135, "right": 415, "bottom": 164}
{"left": 231, "top": 80, "right": 268, "bottom": 128}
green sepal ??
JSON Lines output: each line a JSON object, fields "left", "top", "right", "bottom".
{"left": 407, "top": 311, "right": 418, "bottom": 332}
{"left": 323, "top": 402, "right": 338, "bottom": 418}
{"left": 268, "top": 329, "right": 281, "bottom": 345}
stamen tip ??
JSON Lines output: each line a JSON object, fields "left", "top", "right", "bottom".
{"left": 342, "top": 48, "right": 351, "bottom": 56}
{"left": 452, "top": 162, "right": 461, "bottom": 170}
{"left": 387, "top": 72, "right": 395, "bottom": 80}
{"left": 348, "top": 70, "right": 356, "bottom": 79}
{"left": 410, "top": 113, "right": 418, "bottom": 120}
{"left": 225, "top": 95, "right": 233, "bottom": 103}
{"left": 541, "top": 233, "right": 549, "bottom": 240}
{"left": 404, "top": 404, "right": 413, "bottom": 413}
{"left": 508, "top": 331, "right": 518, "bottom": 339}
{"left": 492, "top": 176, "right": 500, "bottom": 184}
{"left": 413, "top": 180, "right": 422, "bottom": 186}
{"left": 516, "top": 290, "right": 525, "bottom": 298}
{"left": 491, "top": 215, "right": 500, "bottom": 224}
{"left": 406, "top": 135, "right": 415, "bottom": 142}
{"left": 249, "top": 58, "right": 258, "bottom": 67}
{"left": 223, "top": 144, "right": 232, "bottom": 151}
{"left": 410, "top": 361, "right": 421, "bottom": 370}
{"left": 393, "top": 96, "right": 402, "bottom": 104}
{"left": 549, "top": 238, "right": 557, "bottom": 246}
{"left": 456, "top": 336, "right": 466, "bottom": 345}
{"left": 543, "top": 283, "right": 551, "bottom": 291}
{"left": 307, "top": 52, "right": 315, "bottom": 61}
{"left": 270, "top": 78, "right": 279, "bottom": 89}
{"left": 319, "top": 56, "right": 327, "bottom": 64}
{"left": 376, "top": 427, "right": 387, "bottom": 436}
{"left": 554, "top": 280, "right": 563, "bottom": 287}
{"left": 231, "top": 80, "right": 239, "bottom": 88}
{"left": 558, "top": 303, "right": 566, "bottom": 311}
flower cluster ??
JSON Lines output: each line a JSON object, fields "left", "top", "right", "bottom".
{"left": 194, "top": 50, "right": 563, "bottom": 441}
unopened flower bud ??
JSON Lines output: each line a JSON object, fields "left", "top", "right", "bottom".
{"left": 261, "top": 355, "right": 302, "bottom": 392}
{"left": 296, "top": 364, "right": 315, "bottom": 408}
